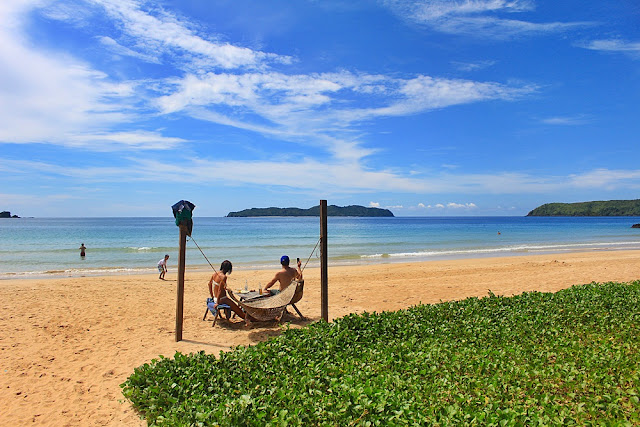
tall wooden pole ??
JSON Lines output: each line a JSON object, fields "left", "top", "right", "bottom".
{"left": 175, "top": 224, "right": 187, "bottom": 342}
{"left": 320, "top": 200, "right": 328, "bottom": 322}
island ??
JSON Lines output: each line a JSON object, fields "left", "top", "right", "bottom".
{"left": 0, "top": 211, "right": 20, "bottom": 218}
{"left": 227, "top": 205, "right": 394, "bottom": 217}
{"left": 527, "top": 199, "right": 640, "bottom": 216}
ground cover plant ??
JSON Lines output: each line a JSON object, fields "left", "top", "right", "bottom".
{"left": 122, "top": 281, "right": 640, "bottom": 426}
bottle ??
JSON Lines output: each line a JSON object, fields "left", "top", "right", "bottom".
{"left": 244, "top": 279, "right": 248, "bottom": 292}
{"left": 259, "top": 284, "right": 262, "bottom": 295}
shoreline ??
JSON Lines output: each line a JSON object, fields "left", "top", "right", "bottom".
{"left": 4, "top": 216, "right": 640, "bottom": 281}
{"left": 1, "top": 250, "right": 639, "bottom": 425}
{"left": 3, "top": 244, "right": 640, "bottom": 281}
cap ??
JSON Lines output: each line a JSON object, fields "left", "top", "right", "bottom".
{"left": 280, "top": 255, "right": 290, "bottom": 265}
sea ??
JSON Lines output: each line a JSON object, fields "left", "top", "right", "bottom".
{"left": 1, "top": 216, "right": 640, "bottom": 279}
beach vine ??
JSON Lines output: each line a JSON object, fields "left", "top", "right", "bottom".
{"left": 122, "top": 280, "right": 640, "bottom": 426}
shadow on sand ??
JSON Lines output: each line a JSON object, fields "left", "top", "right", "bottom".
{"left": 199, "top": 310, "right": 318, "bottom": 345}
{"left": 180, "top": 339, "right": 233, "bottom": 349}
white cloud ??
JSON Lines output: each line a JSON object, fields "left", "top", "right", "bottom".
{"left": 409, "top": 0, "right": 535, "bottom": 20}
{"left": 568, "top": 169, "right": 640, "bottom": 190}
{"left": 5, "top": 145, "right": 640, "bottom": 198}
{"left": 0, "top": 192, "right": 79, "bottom": 215}
{"left": 369, "top": 202, "right": 381, "bottom": 207}
{"left": 98, "top": 36, "right": 161, "bottom": 63}
{"left": 381, "top": 0, "right": 591, "bottom": 39}
{"left": 155, "top": 72, "right": 343, "bottom": 116}
{"left": 0, "top": 156, "right": 429, "bottom": 193}
{"left": 580, "top": 39, "right": 640, "bottom": 59}
{"left": 447, "top": 202, "right": 477, "bottom": 209}
{"left": 0, "top": 43, "right": 136, "bottom": 144}
{"left": 161, "top": 71, "right": 531, "bottom": 123}
{"left": 156, "top": 71, "right": 535, "bottom": 160}
{"left": 452, "top": 60, "right": 497, "bottom": 72}
{"left": 435, "top": 17, "right": 587, "bottom": 39}
{"left": 541, "top": 116, "right": 589, "bottom": 126}
{"left": 170, "top": 165, "right": 638, "bottom": 195}
{"left": 420, "top": 202, "right": 478, "bottom": 210}
{"left": 0, "top": 2, "right": 171, "bottom": 149}
{"left": 2, "top": 0, "right": 283, "bottom": 150}
{"left": 379, "top": 75, "right": 534, "bottom": 115}
{"left": 39, "top": 0, "right": 292, "bottom": 70}
{"left": 65, "top": 131, "right": 188, "bottom": 150}
{"left": 0, "top": 0, "right": 536, "bottom": 160}
{"left": 85, "top": 0, "right": 292, "bottom": 70}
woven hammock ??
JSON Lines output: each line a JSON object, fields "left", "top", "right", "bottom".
{"left": 228, "top": 280, "right": 303, "bottom": 322}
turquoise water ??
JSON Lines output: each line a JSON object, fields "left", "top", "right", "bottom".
{"left": 1, "top": 216, "right": 640, "bottom": 278}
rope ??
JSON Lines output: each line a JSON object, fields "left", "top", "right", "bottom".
{"left": 188, "top": 236, "right": 217, "bottom": 273}
{"left": 301, "top": 237, "right": 321, "bottom": 273}
{"left": 189, "top": 235, "right": 321, "bottom": 274}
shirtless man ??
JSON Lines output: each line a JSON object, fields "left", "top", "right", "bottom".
{"left": 263, "top": 256, "right": 303, "bottom": 295}
{"left": 208, "top": 260, "right": 253, "bottom": 326}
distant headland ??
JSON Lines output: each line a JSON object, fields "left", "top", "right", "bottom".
{"left": 0, "top": 211, "right": 20, "bottom": 218}
{"left": 527, "top": 199, "right": 640, "bottom": 217}
{"left": 227, "top": 205, "right": 394, "bottom": 217}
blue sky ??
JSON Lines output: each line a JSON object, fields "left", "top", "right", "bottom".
{"left": 1, "top": 0, "right": 639, "bottom": 217}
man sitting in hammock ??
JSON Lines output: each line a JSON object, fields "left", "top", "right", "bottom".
{"left": 208, "top": 260, "right": 255, "bottom": 326}
{"left": 263, "top": 255, "right": 303, "bottom": 295}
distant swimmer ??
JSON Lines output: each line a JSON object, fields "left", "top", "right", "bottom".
{"left": 497, "top": 232, "right": 501, "bottom": 235}
{"left": 79, "top": 243, "right": 86, "bottom": 258}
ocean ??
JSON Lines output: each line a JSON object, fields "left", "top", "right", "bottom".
{"left": 1, "top": 216, "right": 640, "bottom": 279}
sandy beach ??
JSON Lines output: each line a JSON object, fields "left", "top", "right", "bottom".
{"left": 1, "top": 250, "right": 639, "bottom": 426}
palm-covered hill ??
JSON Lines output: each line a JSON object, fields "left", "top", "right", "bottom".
{"left": 227, "top": 205, "right": 394, "bottom": 217}
{"left": 527, "top": 199, "right": 640, "bottom": 216}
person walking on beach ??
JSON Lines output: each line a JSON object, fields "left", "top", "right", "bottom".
{"left": 263, "top": 255, "right": 303, "bottom": 295}
{"left": 79, "top": 243, "right": 86, "bottom": 258}
{"left": 157, "top": 254, "right": 169, "bottom": 280}
{"left": 208, "top": 260, "right": 255, "bottom": 327}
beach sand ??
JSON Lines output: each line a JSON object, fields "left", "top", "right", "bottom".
{"left": 1, "top": 250, "right": 639, "bottom": 426}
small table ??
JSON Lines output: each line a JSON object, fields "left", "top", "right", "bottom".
{"left": 236, "top": 290, "right": 271, "bottom": 302}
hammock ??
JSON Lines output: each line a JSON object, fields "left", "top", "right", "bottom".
{"left": 228, "top": 280, "right": 303, "bottom": 322}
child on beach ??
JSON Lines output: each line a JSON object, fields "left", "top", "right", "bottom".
{"left": 157, "top": 254, "right": 169, "bottom": 280}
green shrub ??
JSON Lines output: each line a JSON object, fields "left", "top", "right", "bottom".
{"left": 122, "top": 281, "right": 640, "bottom": 426}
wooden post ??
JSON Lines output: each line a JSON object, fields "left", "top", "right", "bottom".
{"left": 320, "top": 200, "right": 328, "bottom": 322}
{"left": 175, "top": 224, "right": 187, "bottom": 342}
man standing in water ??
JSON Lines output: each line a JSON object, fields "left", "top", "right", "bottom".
{"left": 79, "top": 243, "right": 86, "bottom": 258}
{"left": 157, "top": 254, "right": 169, "bottom": 280}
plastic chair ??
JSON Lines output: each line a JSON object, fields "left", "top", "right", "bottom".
{"left": 203, "top": 298, "right": 232, "bottom": 327}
